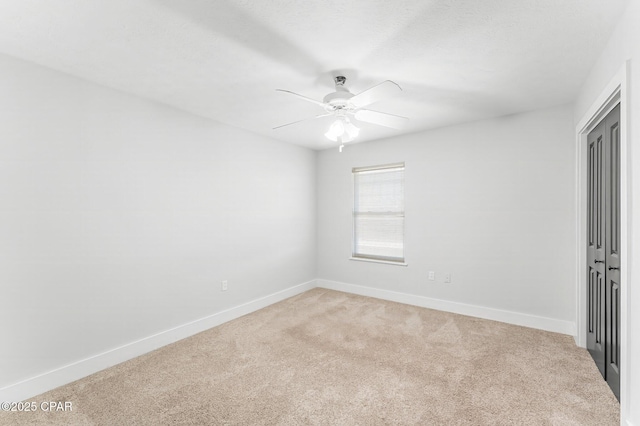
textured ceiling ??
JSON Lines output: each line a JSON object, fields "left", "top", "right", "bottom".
{"left": 0, "top": 0, "right": 629, "bottom": 150}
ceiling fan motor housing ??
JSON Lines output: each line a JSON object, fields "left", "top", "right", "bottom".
{"left": 323, "top": 76, "right": 354, "bottom": 110}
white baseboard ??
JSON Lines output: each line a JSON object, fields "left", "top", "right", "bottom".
{"left": 316, "top": 279, "right": 576, "bottom": 336}
{"left": 0, "top": 279, "right": 316, "bottom": 403}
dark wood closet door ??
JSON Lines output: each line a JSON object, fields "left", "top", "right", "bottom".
{"left": 586, "top": 121, "right": 606, "bottom": 377}
{"left": 604, "top": 104, "right": 620, "bottom": 400}
{"left": 586, "top": 104, "right": 620, "bottom": 401}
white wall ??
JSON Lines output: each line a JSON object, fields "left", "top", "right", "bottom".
{"left": 317, "top": 105, "right": 576, "bottom": 330}
{"left": 0, "top": 54, "right": 316, "bottom": 392}
{"left": 575, "top": 1, "right": 640, "bottom": 424}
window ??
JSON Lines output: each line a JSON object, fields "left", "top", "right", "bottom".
{"left": 352, "top": 163, "right": 405, "bottom": 264}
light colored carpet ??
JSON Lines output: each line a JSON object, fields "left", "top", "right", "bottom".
{"left": 1, "top": 288, "right": 619, "bottom": 425}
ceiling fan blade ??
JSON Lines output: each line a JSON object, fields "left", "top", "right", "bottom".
{"left": 276, "top": 89, "right": 328, "bottom": 108}
{"left": 273, "top": 113, "right": 333, "bottom": 130}
{"left": 350, "top": 80, "right": 402, "bottom": 108}
{"left": 354, "top": 109, "right": 408, "bottom": 129}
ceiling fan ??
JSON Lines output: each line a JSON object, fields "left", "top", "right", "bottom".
{"left": 274, "top": 76, "right": 408, "bottom": 144}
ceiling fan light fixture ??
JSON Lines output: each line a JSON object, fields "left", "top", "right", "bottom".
{"left": 324, "top": 117, "right": 359, "bottom": 142}
{"left": 344, "top": 120, "right": 360, "bottom": 139}
{"left": 275, "top": 76, "right": 407, "bottom": 146}
{"left": 325, "top": 119, "right": 344, "bottom": 141}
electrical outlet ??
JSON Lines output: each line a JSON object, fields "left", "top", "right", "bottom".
{"left": 444, "top": 273, "right": 452, "bottom": 283}
{"left": 428, "top": 271, "right": 435, "bottom": 281}
{"left": 221, "top": 280, "right": 228, "bottom": 291}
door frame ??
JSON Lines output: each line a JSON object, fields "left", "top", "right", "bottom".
{"left": 575, "top": 61, "right": 629, "bottom": 413}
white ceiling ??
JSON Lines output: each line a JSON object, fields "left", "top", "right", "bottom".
{"left": 0, "top": 0, "right": 629, "bottom": 150}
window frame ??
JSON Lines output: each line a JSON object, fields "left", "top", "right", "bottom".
{"left": 351, "top": 162, "right": 407, "bottom": 266}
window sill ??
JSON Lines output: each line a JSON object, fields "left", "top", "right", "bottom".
{"left": 349, "top": 257, "right": 408, "bottom": 266}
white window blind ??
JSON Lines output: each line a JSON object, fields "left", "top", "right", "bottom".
{"left": 352, "top": 163, "right": 405, "bottom": 263}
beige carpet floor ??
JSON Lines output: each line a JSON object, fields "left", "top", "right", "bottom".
{"left": 1, "top": 288, "right": 619, "bottom": 425}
